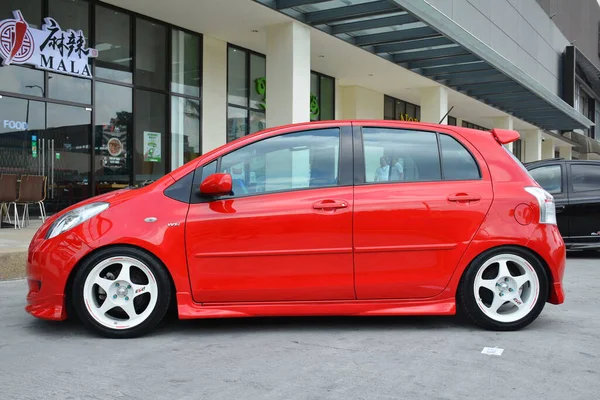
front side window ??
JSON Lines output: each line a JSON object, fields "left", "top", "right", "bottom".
{"left": 363, "top": 128, "right": 441, "bottom": 183}
{"left": 216, "top": 128, "right": 340, "bottom": 197}
{"left": 571, "top": 164, "right": 600, "bottom": 193}
{"left": 529, "top": 165, "right": 562, "bottom": 194}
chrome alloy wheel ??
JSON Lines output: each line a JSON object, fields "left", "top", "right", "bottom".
{"left": 82, "top": 256, "right": 158, "bottom": 330}
{"left": 473, "top": 254, "right": 540, "bottom": 323}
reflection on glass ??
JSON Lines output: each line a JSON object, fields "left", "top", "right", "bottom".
{"left": 227, "top": 47, "right": 247, "bottom": 107}
{"left": 250, "top": 54, "right": 266, "bottom": 110}
{"left": 94, "top": 82, "right": 132, "bottom": 191}
{"left": 136, "top": 18, "right": 166, "bottom": 89}
{"left": 0, "top": 66, "right": 44, "bottom": 96}
{"left": 0, "top": 96, "right": 45, "bottom": 176}
{"left": 46, "top": 104, "right": 91, "bottom": 210}
{"left": 48, "top": 73, "right": 91, "bottom": 104}
{"left": 320, "top": 76, "right": 334, "bottom": 121}
{"left": 0, "top": 0, "right": 42, "bottom": 29}
{"left": 48, "top": 0, "right": 89, "bottom": 37}
{"left": 250, "top": 111, "right": 265, "bottom": 135}
{"left": 171, "top": 96, "right": 200, "bottom": 170}
{"left": 227, "top": 107, "right": 247, "bottom": 142}
{"left": 171, "top": 29, "right": 201, "bottom": 97}
{"left": 95, "top": 6, "right": 132, "bottom": 83}
{"left": 135, "top": 90, "right": 166, "bottom": 184}
{"left": 310, "top": 73, "right": 319, "bottom": 121}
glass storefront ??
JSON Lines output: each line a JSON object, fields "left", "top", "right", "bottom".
{"left": 0, "top": 0, "right": 202, "bottom": 212}
{"left": 226, "top": 44, "right": 335, "bottom": 142}
{"left": 384, "top": 95, "right": 421, "bottom": 122}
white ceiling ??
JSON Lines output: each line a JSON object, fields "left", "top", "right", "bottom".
{"left": 105, "top": 0, "right": 550, "bottom": 133}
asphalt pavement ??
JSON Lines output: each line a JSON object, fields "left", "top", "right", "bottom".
{"left": 1, "top": 254, "right": 599, "bottom": 400}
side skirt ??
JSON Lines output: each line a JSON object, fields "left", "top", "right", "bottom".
{"left": 176, "top": 293, "right": 456, "bottom": 319}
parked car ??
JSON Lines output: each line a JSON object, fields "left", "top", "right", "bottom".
{"left": 525, "top": 158, "right": 600, "bottom": 251}
{"left": 26, "top": 121, "right": 565, "bottom": 338}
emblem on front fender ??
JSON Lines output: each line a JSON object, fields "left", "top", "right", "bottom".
{"left": 167, "top": 222, "right": 180, "bottom": 227}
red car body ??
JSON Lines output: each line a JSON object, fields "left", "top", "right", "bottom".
{"left": 26, "top": 120, "right": 565, "bottom": 324}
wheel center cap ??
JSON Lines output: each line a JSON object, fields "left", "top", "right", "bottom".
{"left": 498, "top": 282, "right": 509, "bottom": 291}
{"left": 116, "top": 286, "right": 128, "bottom": 297}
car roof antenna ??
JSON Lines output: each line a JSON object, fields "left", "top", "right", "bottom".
{"left": 438, "top": 106, "right": 455, "bottom": 125}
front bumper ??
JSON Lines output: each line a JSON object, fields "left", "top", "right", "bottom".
{"left": 25, "top": 230, "right": 92, "bottom": 321}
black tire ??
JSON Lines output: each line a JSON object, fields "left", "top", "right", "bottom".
{"left": 458, "top": 246, "right": 549, "bottom": 331}
{"left": 72, "top": 246, "right": 172, "bottom": 338}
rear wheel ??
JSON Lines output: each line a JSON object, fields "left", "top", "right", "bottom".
{"left": 72, "top": 247, "right": 172, "bottom": 338}
{"left": 458, "top": 247, "right": 549, "bottom": 331}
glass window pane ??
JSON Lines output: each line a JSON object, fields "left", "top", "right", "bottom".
{"left": 440, "top": 134, "right": 480, "bottom": 180}
{"left": 95, "top": 5, "right": 132, "bottom": 83}
{"left": 1, "top": 0, "right": 42, "bottom": 29}
{"left": 46, "top": 104, "right": 91, "bottom": 209}
{"left": 171, "top": 29, "right": 201, "bottom": 97}
{"left": 571, "top": 164, "right": 600, "bottom": 193}
{"left": 320, "top": 76, "right": 334, "bottom": 121}
{"left": 384, "top": 97, "right": 394, "bottom": 120}
{"left": 227, "top": 106, "right": 247, "bottom": 142}
{"left": 406, "top": 103, "right": 416, "bottom": 119}
{"left": 48, "top": 73, "right": 91, "bottom": 104}
{"left": 136, "top": 18, "right": 166, "bottom": 90}
{"left": 135, "top": 90, "right": 166, "bottom": 184}
{"left": 171, "top": 96, "right": 200, "bottom": 170}
{"left": 363, "top": 128, "right": 441, "bottom": 183}
{"left": 0, "top": 96, "right": 45, "bottom": 176}
{"left": 94, "top": 82, "right": 132, "bottom": 189}
{"left": 310, "top": 73, "right": 319, "bottom": 121}
{"left": 250, "top": 54, "right": 266, "bottom": 110}
{"left": 530, "top": 165, "right": 562, "bottom": 194}
{"left": 48, "top": 0, "right": 89, "bottom": 37}
{"left": 219, "top": 128, "right": 340, "bottom": 196}
{"left": 395, "top": 100, "right": 405, "bottom": 120}
{"left": 227, "top": 47, "right": 247, "bottom": 107}
{"left": 250, "top": 111, "right": 265, "bottom": 135}
{"left": 0, "top": 66, "right": 44, "bottom": 96}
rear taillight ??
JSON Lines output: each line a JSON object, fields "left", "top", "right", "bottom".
{"left": 524, "top": 187, "right": 557, "bottom": 225}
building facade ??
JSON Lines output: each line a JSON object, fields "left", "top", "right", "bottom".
{"left": 0, "top": 0, "right": 599, "bottom": 212}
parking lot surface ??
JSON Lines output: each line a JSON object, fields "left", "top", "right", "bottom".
{"left": 1, "top": 254, "right": 599, "bottom": 400}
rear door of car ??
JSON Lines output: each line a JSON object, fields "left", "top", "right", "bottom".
{"left": 351, "top": 123, "right": 494, "bottom": 299}
{"left": 527, "top": 162, "right": 569, "bottom": 238}
{"left": 566, "top": 162, "right": 600, "bottom": 246}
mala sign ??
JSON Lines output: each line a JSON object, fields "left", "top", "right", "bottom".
{"left": 0, "top": 10, "right": 97, "bottom": 78}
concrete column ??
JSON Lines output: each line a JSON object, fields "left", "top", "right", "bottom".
{"left": 420, "top": 86, "right": 448, "bottom": 124}
{"left": 492, "top": 116, "right": 514, "bottom": 153}
{"left": 339, "top": 86, "right": 384, "bottom": 120}
{"left": 542, "top": 137, "right": 556, "bottom": 159}
{"left": 521, "top": 129, "right": 542, "bottom": 162}
{"left": 558, "top": 146, "right": 572, "bottom": 160}
{"left": 201, "top": 36, "right": 227, "bottom": 153}
{"left": 266, "top": 21, "right": 311, "bottom": 128}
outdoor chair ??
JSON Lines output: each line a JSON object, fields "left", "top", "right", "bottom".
{"left": 0, "top": 174, "right": 20, "bottom": 229}
{"left": 16, "top": 175, "right": 47, "bottom": 228}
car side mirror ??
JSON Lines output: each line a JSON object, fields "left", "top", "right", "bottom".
{"left": 200, "top": 173, "right": 232, "bottom": 196}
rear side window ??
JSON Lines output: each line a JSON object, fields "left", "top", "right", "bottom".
{"left": 529, "top": 165, "right": 562, "bottom": 194}
{"left": 363, "top": 128, "right": 440, "bottom": 183}
{"left": 571, "top": 164, "right": 600, "bottom": 193}
{"left": 440, "top": 134, "right": 480, "bottom": 180}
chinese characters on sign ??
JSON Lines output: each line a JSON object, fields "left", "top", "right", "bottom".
{"left": 0, "top": 10, "right": 97, "bottom": 78}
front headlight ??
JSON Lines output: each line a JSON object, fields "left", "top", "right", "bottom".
{"left": 46, "top": 202, "right": 109, "bottom": 239}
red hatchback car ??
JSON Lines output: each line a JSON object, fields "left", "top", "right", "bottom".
{"left": 26, "top": 120, "right": 565, "bottom": 338}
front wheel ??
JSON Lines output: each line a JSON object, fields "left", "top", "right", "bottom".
{"left": 458, "top": 247, "right": 549, "bottom": 331}
{"left": 72, "top": 247, "right": 172, "bottom": 338}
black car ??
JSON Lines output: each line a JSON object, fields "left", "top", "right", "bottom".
{"left": 525, "top": 158, "right": 600, "bottom": 250}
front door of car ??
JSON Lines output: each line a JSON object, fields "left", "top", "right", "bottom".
{"left": 528, "top": 163, "right": 569, "bottom": 238}
{"left": 185, "top": 125, "right": 355, "bottom": 303}
{"left": 567, "top": 162, "right": 600, "bottom": 245}
{"left": 352, "top": 125, "right": 493, "bottom": 299}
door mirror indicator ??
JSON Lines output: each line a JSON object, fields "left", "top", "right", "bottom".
{"left": 200, "top": 173, "right": 232, "bottom": 196}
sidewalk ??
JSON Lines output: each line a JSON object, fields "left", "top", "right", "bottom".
{"left": 0, "top": 220, "right": 42, "bottom": 281}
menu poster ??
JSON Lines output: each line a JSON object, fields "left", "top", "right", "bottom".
{"left": 101, "top": 118, "right": 128, "bottom": 170}
{"left": 143, "top": 131, "right": 162, "bottom": 163}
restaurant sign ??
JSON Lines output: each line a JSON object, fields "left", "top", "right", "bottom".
{"left": 0, "top": 10, "right": 97, "bottom": 78}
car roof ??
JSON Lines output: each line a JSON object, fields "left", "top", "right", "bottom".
{"left": 524, "top": 158, "right": 600, "bottom": 168}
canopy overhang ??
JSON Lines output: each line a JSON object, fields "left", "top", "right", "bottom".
{"left": 255, "top": 0, "right": 593, "bottom": 131}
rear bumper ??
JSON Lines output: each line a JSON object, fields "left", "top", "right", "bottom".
{"left": 526, "top": 224, "right": 566, "bottom": 305}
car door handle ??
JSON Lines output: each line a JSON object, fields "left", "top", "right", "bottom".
{"left": 555, "top": 205, "right": 565, "bottom": 213}
{"left": 312, "top": 199, "right": 348, "bottom": 210}
{"left": 447, "top": 193, "right": 481, "bottom": 202}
